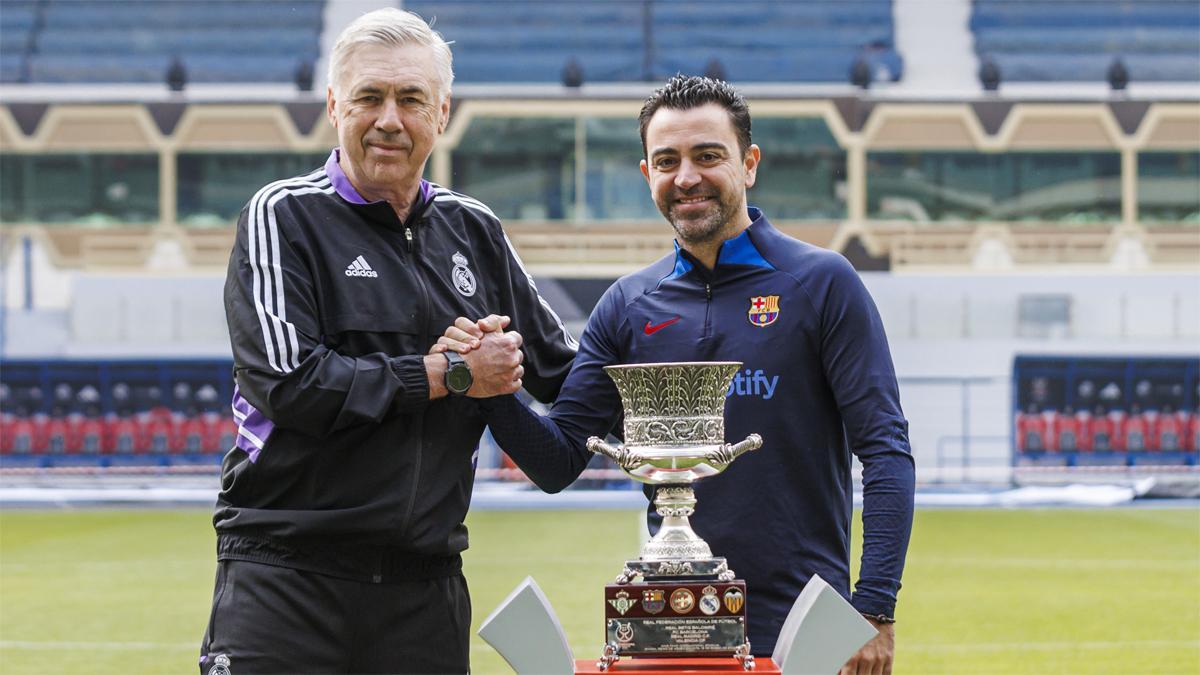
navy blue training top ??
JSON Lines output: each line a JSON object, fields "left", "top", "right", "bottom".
{"left": 482, "top": 207, "right": 915, "bottom": 656}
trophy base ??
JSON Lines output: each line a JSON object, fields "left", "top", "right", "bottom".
{"left": 616, "top": 557, "right": 736, "bottom": 583}
{"left": 602, "top": 579, "right": 750, "bottom": 666}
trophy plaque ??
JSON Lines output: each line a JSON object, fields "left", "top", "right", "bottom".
{"left": 587, "top": 362, "right": 762, "bottom": 671}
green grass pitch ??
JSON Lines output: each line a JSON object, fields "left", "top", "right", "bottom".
{"left": 1, "top": 507, "right": 1197, "bottom": 674}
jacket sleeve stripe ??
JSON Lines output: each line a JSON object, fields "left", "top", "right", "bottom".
{"left": 230, "top": 385, "right": 274, "bottom": 460}
{"left": 432, "top": 188, "right": 498, "bottom": 219}
{"left": 432, "top": 194, "right": 496, "bottom": 220}
{"left": 246, "top": 170, "right": 331, "bottom": 373}
{"left": 501, "top": 231, "right": 579, "bottom": 352}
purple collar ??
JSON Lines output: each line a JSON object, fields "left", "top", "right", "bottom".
{"left": 324, "top": 148, "right": 433, "bottom": 206}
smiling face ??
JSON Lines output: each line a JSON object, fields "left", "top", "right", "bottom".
{"left": 326, "top": 42, "right": 450, "bottom": 203}
{"left": 640, "top": 103, "right": 759, "bottom": 250}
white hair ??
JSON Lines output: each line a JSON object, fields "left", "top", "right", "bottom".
{"left": 327, "top": 7, "right": 454, "bottom": 100}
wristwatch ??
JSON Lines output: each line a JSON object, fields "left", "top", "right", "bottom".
{"left": 443, "top": 351, "right": 473, "bottom": 396}
{"left": 861, "top": 612, "right": 896, "bottom": 624}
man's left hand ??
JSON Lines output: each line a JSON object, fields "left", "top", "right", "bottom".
{"left": 839, "top": 620, "right": 894, "bottom": 675}
{"left": 430, "top": 315, "right": 510, "bottom": 355}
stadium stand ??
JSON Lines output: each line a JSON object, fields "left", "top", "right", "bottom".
{"left": 4, "top": 0, "right": 324, "bottom": 84}
{"left": 1014, "top": 356, "right": 1200, "bottom": 468}
{"left": 0, "top": 360, "right": 234, "bottom": 465}
{"left": 0, "top": 1, "right": 35, "bottom": 84}
{"left": 972, "top": 0, "right": 1200, "bottom": 82}
{"left": 405, "top": 0, "right": 902, "bottom": 83}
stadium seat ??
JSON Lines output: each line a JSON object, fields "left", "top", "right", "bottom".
{"left": 22, "top": 0, "right": 323, "bottom": 84}
{"left": 407, "top": 0, "right": 902, "bottom": 83}
{"left": 972, "top": 0, "right": 1200, "bottom": 82}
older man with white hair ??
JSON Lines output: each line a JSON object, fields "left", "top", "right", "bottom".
{"left": 197, "top": 9, "right": 576, "bottom": 674}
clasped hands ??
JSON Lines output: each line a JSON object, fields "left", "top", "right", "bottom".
{"left": 430, "top": 314, "right": 522, "bottom": 397}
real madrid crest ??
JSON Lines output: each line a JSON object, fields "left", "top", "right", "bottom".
{"left": 450, "top": 251, "right": 476, "bottom": 297}
{"left": 207, "top": 654, "right": 232, "bottom": 675}
{"left": 699, "top": 585, "right": 721, "bottom": 616}
{"left": 748, "top": 295, "right": 780, "bottom": 327}
{"left": 608, "top": 590, "right": 638, "bottom": 616}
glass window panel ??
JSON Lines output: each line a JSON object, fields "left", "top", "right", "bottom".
{"left": 1, "top": 154, "right": 158, "bottom": 225}
{"left": 450, "top": 117, "right": 575, "bottom": 221}
{"left": 0, "top": 154, "right": 22, "bottom": 223}
{"left": 867, "top": 152, "right": 1121, "bottom": 224}
{"left": 583, "top": 117, "right": 658, "bottom": 220}
{"left": 1138, "top": 152, "right": 1200, "bottom": 224}
{"left": 1017, "top": 294, "right": 1072, "bottom": 339}
{"left": 748, "top": 117, "right": 846, "bottom": 220}
{"left": 177, "top": 152, "right": 328, "bottom": 226}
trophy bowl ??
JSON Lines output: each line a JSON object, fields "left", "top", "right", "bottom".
{"left": 586, "top": 362, "right": 761, "bottom": 485}
{"left": 586, "top": 362, "right": 761, "bottom": 575}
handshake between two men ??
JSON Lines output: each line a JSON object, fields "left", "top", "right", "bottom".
{"left": 426, "top": 315, "right": 523, "bottom": 398}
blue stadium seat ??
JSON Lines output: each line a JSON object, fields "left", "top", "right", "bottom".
{"left": 0, "top": 2, "right": 37, "bottom": 30}
{"left": 989, "top": 53, "right": 1200, "bottom": 82}
{"left": 975, "top": 28, "right": 1200, "bottom": 54}
{"left": 653, "top": 0, "right": 895, "bottom": 27}
{"left": 972, "top": 0, "right": 1200, "bottom": 82}
{"left": 654, "top": 26, "right": 893, "bottom": 51}
{"left": 30, "top": 54, "right": 167, "bottom": 84}
{"left": 972, "top": 1, "right": 1200, "bottom": 29}
{"left": 409, "top": 0, "right": 901, "bottom": 83}
{"left": 23, "top": 0, "right": 324, "bottom": 83}
{"left": 1, "top": 27, "right": 30, "bottom": 54}
{"left": 0, "top": 52, "right": 24, "bottom": 83}
{"left": 41, "top": 0, "right": 324, "bottom": 29}
{"left": 437, "top": 25, "right": 642, "bottom": 51}
{"left": 29, "top": 53, "right": 310, "bottom": 84}
{"left": 452, "top": 50, "right": 643, "bottom": 83}
{"left": 35, "top": 29, "right": 320, "bottom": 57}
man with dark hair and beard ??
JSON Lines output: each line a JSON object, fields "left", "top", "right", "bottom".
{"left": 437, "top": 75, "right": 915, "bottom": 674}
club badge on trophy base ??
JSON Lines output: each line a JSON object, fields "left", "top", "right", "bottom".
{"left": 587, "top": 362, "right": 762, "bottom": 671}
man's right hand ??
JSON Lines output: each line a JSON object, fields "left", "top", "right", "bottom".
{"left": 461, "top": 326, "right": 525, "bottom": 397}
{"left": 426, "top": 315, "right": 521, "bottom": 397}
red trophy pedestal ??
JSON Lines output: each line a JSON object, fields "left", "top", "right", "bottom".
{"left": 574, "top": 656, "right": 780, "bottom": 674}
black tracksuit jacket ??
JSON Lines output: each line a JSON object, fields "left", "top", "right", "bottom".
{"left": 214, "top": 153, "right": 577, "bottom": 580}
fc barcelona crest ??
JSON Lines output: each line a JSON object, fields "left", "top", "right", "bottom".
{"left": 642, "top": 589, "right": 666, "bottom": 614}
{"left": 748, "top": 295, "right": 780, "bottom": 327}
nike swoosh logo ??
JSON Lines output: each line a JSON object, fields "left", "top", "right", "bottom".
{"left": 644, "top": 317, "right": 681, "bottom": 335}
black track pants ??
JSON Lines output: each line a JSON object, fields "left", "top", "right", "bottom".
{"left": 198, "top": 560, "right": 471, "bottom": 674}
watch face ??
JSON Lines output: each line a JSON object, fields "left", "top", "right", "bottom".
{"left": 447, "top": 364, "right": 472, "bottom": 394}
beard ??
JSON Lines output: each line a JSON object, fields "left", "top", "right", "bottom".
{"left": 659, "top": 189, "right": 738, "bottom": 246}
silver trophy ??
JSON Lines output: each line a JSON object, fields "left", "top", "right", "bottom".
{"left": 587, "top": 362, "right": 762, "bottom": 669}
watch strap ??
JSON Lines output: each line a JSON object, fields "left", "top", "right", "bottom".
{"left": 443, "top": 351, "right": 471, "bottom": 395}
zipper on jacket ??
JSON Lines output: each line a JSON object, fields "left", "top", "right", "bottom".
{"left": 397, "top": 218, "right": 431, "bottom": 542}
{"left": 704, "top": 282, "right": 713, "bottom": 339}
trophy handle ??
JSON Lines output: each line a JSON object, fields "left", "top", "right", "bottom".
{"left": 586, "top": 436, "right": 639, "bottom": 470}
{"left": 705, "top": 433, "right": 763, "bottom": 467}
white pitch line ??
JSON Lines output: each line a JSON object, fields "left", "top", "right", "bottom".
{"left": 0, "top": 641, "right": 195, "bottom": 651}
{"left": 905, "top": 556, "right": 1198, "bottom": 571}
{"left": 908, "top": 639, "right": 1200, "bottom": 653}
